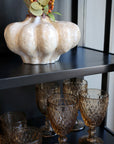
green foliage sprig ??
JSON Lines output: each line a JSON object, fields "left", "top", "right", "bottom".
{"left": 24, "top": 0, "right": 61, "bottom": 21}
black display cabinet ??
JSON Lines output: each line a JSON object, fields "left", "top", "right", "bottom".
{"left": 0, "top": 0, "right": 114, "bottom": 143}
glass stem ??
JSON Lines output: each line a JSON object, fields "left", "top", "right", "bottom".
{"left": 45, "top": 115, "right": 50, "bottom": 130}
{"left": 88, "top": 126, "right": 96, "bottom": 142}
{"left": 45, "top": 115, "right": 53, "bottom": 131}
{"left": 75, "top": 118, "right": 78, "bottom": 124}
{"left": 58, "top": 135, "right": 67, "bottom": 144}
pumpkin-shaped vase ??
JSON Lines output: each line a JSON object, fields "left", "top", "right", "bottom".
{"left": 4, "top": 16, "right": 81, "bottom": 64}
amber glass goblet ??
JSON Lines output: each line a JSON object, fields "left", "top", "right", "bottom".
{"left": 0, "top": 111, "right": 27, "bottom": 143}
{"left": 12, "top": 127, "right": 42, "bottom": 144}
{"left": 0, "top": 136, "right": 9, "bottom": 144}
{"left": 79, "top": 89, "right": 109, "bottom": 144}
{"left": 0, "top": 112, "right": 27, "bottom": 135}
{"left": 36, "top": 82, "right": 60, "bottom": 137}
{"left": 47, "top": 93, "right": 79, "bottom": 144}
{"left": 63, "top": 78, "right": 88, "bottom": 131}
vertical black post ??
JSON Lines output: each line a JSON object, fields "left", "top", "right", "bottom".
{"left": 101, "top": 0, "right": 112, "bottom": 127}
{"left": 72, "top": 0, "right": 78, "bottom": 23}
{"left": 102, "top": 0, "right": 112, "bottom": 91}
{"left": 103, "top": 0, "right": 112, "bottom": 53}
{"left": 72, "top": 0, "right": 78, "bottom": 51}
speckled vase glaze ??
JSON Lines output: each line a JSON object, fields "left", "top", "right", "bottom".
{"left": 4, "top": 16, "right": 81, "bottom": 64}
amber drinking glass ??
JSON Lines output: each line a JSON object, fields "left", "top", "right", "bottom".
{"left": 13, "top": 127, "right": 42, "bottom": 144}
{"left": 63, "top": 78, "right": 88, "bottom": 131}
{"left": 47, "top": 93, "right": 79, "bottom": 144}
{"left": 36, "top": 82, "right": 60, "bottom": 137}
{"left": 0, "top": 112, "right": 27, "bottom": 143}
{"left": 79, "top": 89, "right": 109, "bottom": 144}
{"left": 0, "top": 136, "right": 8, "bottom": 144}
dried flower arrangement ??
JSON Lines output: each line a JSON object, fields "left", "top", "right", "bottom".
{"left": 4, "top": 0, "right": 81, "bottom": 64}
{"left": 24, "top": 0, "right": 61, "bottom": 21}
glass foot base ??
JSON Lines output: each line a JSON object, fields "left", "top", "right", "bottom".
{"left": 79, "top": 135, "right": 104, "bottom": 144}
{"left": 72, "top": 120, "right": 85, "bottom": 131}
{"left": 40, "top": 125, "right": 57, "bottom": 138}
{"left": 54, "top": 143, "right": 70, "bottom": 144}
{"left": 54, "top": 142, "right": 70, "bottom": 144}
{"left": 0, "top": 135, "right": 8, "bottom": 143}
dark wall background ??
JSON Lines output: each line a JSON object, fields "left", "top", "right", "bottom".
{"left": 0, "top": 0, "right": 77, "bottom": 119}
{"left": 0, "top": 0, "right": 27, "bottom": 53}
{"left": 0, "top": 85, "right": 42, "bottom": 119}
{"left": 0, "top": 0, "right": 43, "bottom": 119}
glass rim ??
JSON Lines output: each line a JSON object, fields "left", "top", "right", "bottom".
{"left": 36, "top": 82, "right": 58, "bottom": 87}
{"left": 0, "top": 111, "right": 26, "bottom": 119}
{"left": 80, "top": 88, "right": 109, "bottom": 100}
{"left": 0, "top": 136, "right": 8, "bottom": 143}
{"left": 47, "top": 93, "right": 78, "bottom": 107}
{"left": 27, "top": 139, "right": 40, "bottom": 144}
{"left": 63, "top": 78, "right": 88, "bottom": 85}
{"left": 0, "top": 111, "right": 26, "bottom": 116}
{"left": 13, "top": 126, "right": 41, "bottom": 130}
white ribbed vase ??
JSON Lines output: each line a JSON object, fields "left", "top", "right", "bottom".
{"left": 4, "top": 16, "right": 81, "bottom": 64}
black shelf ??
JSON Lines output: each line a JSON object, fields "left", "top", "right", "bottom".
{"left": 28, "top": 116, "right": 114, "bottom": 144}
{"left": 0, "top": 46, "right": 114, "bottom": 90}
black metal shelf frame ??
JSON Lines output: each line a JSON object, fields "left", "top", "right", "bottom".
{"left": 0, "top": 0, "right": 113, "bottom": 142}
{"left": 72, "top": 0, "right": 113, "bottom": 135}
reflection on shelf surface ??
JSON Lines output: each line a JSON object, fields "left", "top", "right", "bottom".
{"left": 0, "top": 46, "right": 114, "bottom": 89}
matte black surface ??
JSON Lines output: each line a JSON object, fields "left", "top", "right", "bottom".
{"left": 101, "top": 0, "right": 112, "bottom": 91}
{"left": 104, "top": 0, "right": 112, "bottom": 53}
{"left": 102, "top": 0, "right": 112, "bottom": 90}
{"left": 0, "top": 85, "right": 42, "bottom": 119}
{"left": 72, "top": 0, "right": 78, "bottom": 23}
{"left": 0, "top": 46, "right": 114, "bottom": 89}
{"left": 101, "top": 0, "right": 112, "bottom": 126}
{"left": 0, "top": 0, "right": 27, "bottom": 53}
{"left": 0, "top": 81, "right": 62, "bottom": 119}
